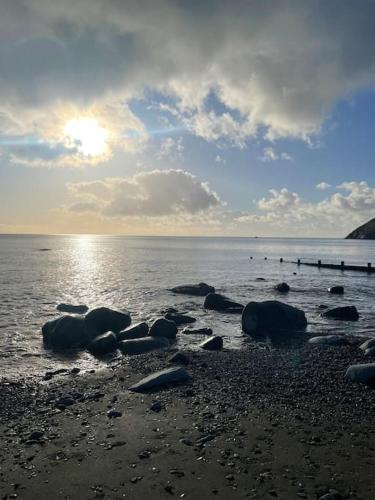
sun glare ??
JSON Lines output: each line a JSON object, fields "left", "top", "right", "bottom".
{"left": 64, "top": 117, "right": 108, "bottom": 156}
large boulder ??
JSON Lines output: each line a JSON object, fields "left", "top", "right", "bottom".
{"left": 359, "top": 338, "right": 375, "bottom": 351}
{"left": 56, "top": 303, "right": 88, "bottom": 314}
{"left": 170, "top": 282, "right": 215, "bottom": 296}
{"left": 165, "top": 313, "right": 196, "bottom": 326}
{"left": 242, "top": 300, "right": 307, "bottom": 335}
{"left": 85, "top": 307, "right": 131, "bottom": 335}
{"left": 42, "top": 316, "right": 90, "bottom": 349}
{"left": 204, "top": 293, "right": 243, "bottom": 312}
{"left": 89, "top": 332, "right": 118, "bottom": 355}
{"left": 308, "top": 335, "right": 349, "bottom": 346}
{"left": 328, "top": 286, "right": 344, "bottom": 295}
{"left": 345, "top": 363, "right": 375, "bottom": 386}
{"left": 199, "top": 336, "right": 223, "bottom": 351}
{"left": 322, "top": 306, "right": 359, "bottom": 321}
{"left": 116, "top": 322, "right": 149, "bottom": 341}
{"left": 129, "top": 367, "right": 190, "bottom": 392}
{"left": 119, "top": 337, "right": 169, "bottom": 355}
{"left": 274, "top": 282, "right": 290, "bottom": 293}
{"left": 149, "top": 318, "right": 177, "bottom": 340}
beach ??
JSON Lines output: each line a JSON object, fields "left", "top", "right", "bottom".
{"left": 1, "top": 342, "right": 375, "bottom": 499}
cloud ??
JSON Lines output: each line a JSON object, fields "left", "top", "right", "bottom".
{"left": 156, "top": 137, "right": 184, "bottom": 160}
{"left": 215, "top": 155, "right": 226, "bottom": 165}
{"left": 1, "top": 0, "right": 375, "bottom": 163}
{"left": 260, "top": 147, "right": 293, "bottom": 162}
{"left": 236, "top": 181, "right": 375, "bottom": 235}
{"left": 316, "top": 181, "right": 331, "bottom": 190}
{"left": 68, "top": 169, "right": 223, "bottom": 218}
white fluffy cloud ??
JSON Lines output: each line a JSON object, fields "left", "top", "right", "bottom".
{"left": 316, "top": 182, "right": 331, "bottom": 190}
{"left": 68, "top": 169, "right": 222, "bottom": 218}
{"left": 1, "top": 0, "right": 375, "bottom": 164}
{"left": 260, "top": 147, "right": 293, "bottom": 162}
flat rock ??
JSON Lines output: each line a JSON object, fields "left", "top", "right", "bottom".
{"left": 182, "top": 327, "right": 213, "bottom": 336}
{"left": 364, "top": 346, "right": 375, "bottom": 357}
{"left": 129, "top": 367, "right": 190, "bottom": 392}
{"left": 204, "top": 293, "right": 243, "bottom": 312}
{"left": 149, "top": 317, "right": 177, "bottom": 339}
{"left": 242, "top": 300, "right": 307, "bottom": 335}
{"left": 170, "top": 282, "right": 215, "bottom": 296}
{"left": 322, "top": 306, "right": 359, "bottom": 321}
{"left": 199, "top": 336, "right": 223, "bottom": 350}
{"left": 308, "top": 335, "right": 349, "bottom": 346}
{"left": 359, "top": 338, "right": 375, "bottom": 351}
{"left": 56, "top": 303, "right": 88, "bottom": 314}
{"left": 119, "top": 336, "right": 169, "bottom": 355}
{"left": 116, "top": 322, "right": 149, "bottom": 341}
{"left": 85, "top": 307, "right": 131, "bottom": 335}
{"left": 89, "top": 332, "right": 118, "bottom": 355}
{"left": 345, "top": 363, "right": 375, "bottom": 386}
{"left": 168, "top": 352, "right": 190, "bottom": 365}
{"left": 165, "top": 313, "right": 196, "bottom": 325}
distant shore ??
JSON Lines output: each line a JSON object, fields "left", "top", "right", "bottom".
{"left": 1, "top": 341, "right": 375, "bottom": 499}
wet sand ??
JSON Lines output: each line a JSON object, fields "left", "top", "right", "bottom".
{"left": 1, "top": 342, "right": 375, "bottom": 499}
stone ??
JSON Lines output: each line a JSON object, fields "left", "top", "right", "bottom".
{"left": 149, "top": 318, "right": 178, "bottom": 339}
{"left": 364, "top": 346, "right": 375, "bottom": 357}
{"left": 85, "top": 307, "right": 131, "bottom": 335}
{"left": 359, "top": 338, "right": 375, "bottom": 351}
{"left": 150, "top": 401, "right": 163, "bottom": 412}
{"left": 345, "top": 363, "right": 375, "bottom": 386}
{"left": 107, "top": 410, "right": 122, "bottom": 418}
{"left": 28, "top": 430, "right": 44, "bottom": 441}
{"left": 242, "top": 300, "right": 307, "bottom": 335}
{"left": 89, "top": 332, "right": 118, "bottom": 355}
{"left": 308, "top": 335, "right": 349, "bottom": 346}
{"left": 129, "top": 367, "right": 190, "bottom": 392}
{"left": 181, "top": 327, "right": 213, "bottom": 336}
{"left": 199, "top": 336, "right": 223, "bottom": 350}
{"left": 168, "top": 352, "right": 190, "bottom": 365}
{"left": 116, "top": 322, "right": 149, "bottom": 341}
{"left": 204, "top": 293, "right": 243, "bottom": 312}
{"left": 274, "top": 282, "right": 290, "bottom": 293}
{"left": 328, "top": 286, "right": 344, "bottom": 295}
{"left": 322, "top": 306, "right": 359, "bottom": 321}
{"left": 55, "top": 396, "right": 75, "bottom": 409}
{"left": 42, "top": 315, "right": 90, "bottom": 350}
{"left": 318, "top": 304, "right": 329, "bottom": 309}
{"left": 56, "top": 303, "right": 88, "bottom": 314}
{"left": 319, "top": 492, "right": 342, "bottom": 500}
{"left": 170, "top": 282, "right": 215, "bottom": 296}
{"left": 119, "top": 336, "right": 169, "bottom": 355}
{"left": 165, "top": 313, "right": 196, "bottom": 325}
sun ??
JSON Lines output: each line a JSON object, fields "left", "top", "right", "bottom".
{"left": 64, "top": 117, "right": 108, "bottom": 156}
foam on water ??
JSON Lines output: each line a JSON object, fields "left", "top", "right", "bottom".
{"left": 1, "top": 234, "right": 375, "bottom": 378}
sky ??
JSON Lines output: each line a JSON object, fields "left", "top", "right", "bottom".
{"left": 1, "top": 0, "right": 375, "bottom": 237}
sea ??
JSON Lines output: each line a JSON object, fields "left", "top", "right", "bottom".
{"left": 1, "top": 234, "right": 375, "bottom": 379}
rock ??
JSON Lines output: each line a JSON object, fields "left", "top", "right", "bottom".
{"left": 255, "top": 277, "right": 266, "bottom": 281}
{"left": 308, "top": 335, "right": 349, "bottom": 346}
{"left": 199, "top": 336, "right": 223, "bottom": 350}
{"left": 149, "top": 318, "right": 178, "bottom": 339}
{"left": 318, "top": 304, "right": 329, "bottom": 309}
{"left": 55, "top": 396, "right": 75, "bottom": 409}
{"left": 328, "top": 286, "right": 344, "bottom": 295}
{"left": 242, "top": 300, "right": 307, "bottom": 335}
{"left": 56, "top": 303, "right": 88, "bottom": 314}
{"left": 274, "top": 282, "right": 290, "bottom": 293}
{"left": 319, "top": 491, "right": 343, "bottom": 500}
{"left": 116, "top": 322, "right": 149, "bottom": 341}
{"left": 28, "top": 430, "right": 44, "bottom": 441}
{"left": 204, "top": 293, "right": 243, "bottom": 312}
{"left": 181, "top": 327, "right": 213, "bottom": 336}
{"left": 42, "top": 315, "right": 90, "bottom": 350}
{"left": 359, "top": 338, "right": 375, "bottom": 351}
{"left": 168, "top": 352, "right": 190, "bottom": 365}
{"left": 345, "top": 363, "right": 375, "bottom": 386}
{"left": 150, "top": 401, "right": 163, "bottom": 412}
{"left": 85, "top": 307, "right": 131, "bottom": 335}
{"left": 71, "top": 367, "right": 80, "bottom": 375}
{"left": 129, "top": 367, "right": 190, "bottom": 392}
{"left": 365, "top": 346, "right": 375, "bottom": 357}
{"left": 89, "top": 332, "right": 118, "bottom": 355}
{"left": 119, "top": 336, "right": 169, "bottom": 355}
{"left": 170, "top": 282, "right": 215, "bottom": 296}
{"left": 346, "top": 217, "right": 375, "bottom": 240}
{"left": 107, "top": 410, "right": 122, "bottom": 418}
{"left": 165, "top": 313, "right": 196, "bottom": 325}
{"left": 322, "top": 306, "right": 359, "bottom": 321}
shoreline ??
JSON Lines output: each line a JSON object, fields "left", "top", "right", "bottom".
{"left": 1, "top": 342, "right": 375, "bottom": 499}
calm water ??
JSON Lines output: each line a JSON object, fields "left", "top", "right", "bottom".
{"left": 1, "top": 234, "right": 375, "bottom": 379}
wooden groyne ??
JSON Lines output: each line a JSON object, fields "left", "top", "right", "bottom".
{"left": 290, "top": 259, "right": 375, "bottom": 273}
